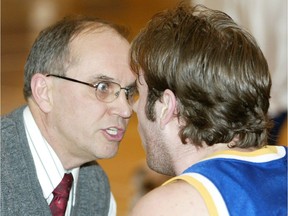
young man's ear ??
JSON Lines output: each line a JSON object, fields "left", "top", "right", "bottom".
{"left": 159, "top": 89, "right": 177, "bottom": 129}
{"left": 30, "top": 73, "right": 53, "bottom": 112}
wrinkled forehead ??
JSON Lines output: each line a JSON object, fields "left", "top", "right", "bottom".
{"left": 68, "top": 27, "right": 129, "bottom": 63}
{"left": 67, "top": 28, "right": 135, "bottom": 85}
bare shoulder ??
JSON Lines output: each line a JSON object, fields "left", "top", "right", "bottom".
{"left": 129, "top": 180, "right": 209, "bottom": 216}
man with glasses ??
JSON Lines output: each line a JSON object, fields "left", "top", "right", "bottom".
{"left": 1, "top": 16, "right": 138, "bottom": 216}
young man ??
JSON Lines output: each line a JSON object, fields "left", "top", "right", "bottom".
{"left": 130, "top": 4, "right": 287, "bottom": 216}
{"left": 1, "top": 16, "right": 138, "bottom": 215}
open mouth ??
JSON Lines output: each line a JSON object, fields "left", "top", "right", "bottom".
{"left": 103, "top": 127, "right": 125, "bottom": 142}
{"left": 106, "top": 128, "right": 118, "bottom": 136}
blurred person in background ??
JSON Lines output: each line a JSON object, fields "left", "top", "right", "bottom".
{"left": 1, "top": 16, "right": 138, "bottom": 215}
{"left": 129, "top": 3, "right": 287, "bottom": 216}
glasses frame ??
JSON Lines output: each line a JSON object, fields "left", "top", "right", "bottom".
{"left": 46, "top": 74, "right": 137, "bottom": 104}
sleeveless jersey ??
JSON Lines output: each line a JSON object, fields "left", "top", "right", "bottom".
{"left": 163, "top": 145, "right": 287, "bottom": 216}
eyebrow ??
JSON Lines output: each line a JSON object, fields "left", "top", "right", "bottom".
{"left": 92, "top": 75, "right": 114, "bottom": 81}
{"left": 92, "top": 74, "right": 137, "bottom": 88}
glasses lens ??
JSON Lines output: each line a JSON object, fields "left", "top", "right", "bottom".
{"left": 96, "top": 81, "right": 118, "bottom": 102}
{"left": 96, "top": 81, "right": 139, "bottom": 104}
{"left": 126, "top": 86, "right": 139, "bottom": 105}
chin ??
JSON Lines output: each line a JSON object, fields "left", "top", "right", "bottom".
{"left": 102, "top": 149, "right": 119, "bottom": 159}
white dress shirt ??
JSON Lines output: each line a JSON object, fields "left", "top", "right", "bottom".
{"left": 23, "top": 107, "right": 116, "bottom": 215}
{"left": 24, "top": 107, "right": 79, "bottom": 215}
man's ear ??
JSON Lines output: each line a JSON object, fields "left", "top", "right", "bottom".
{"left": 30, "top": 73, "right": 53, "bottom": 112}
{"left": 159, "top": 89, "right": 177, "bottom": 129}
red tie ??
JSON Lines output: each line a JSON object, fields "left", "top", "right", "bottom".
{"left": 49, "top": 173, "right": 74, "bottom": 216}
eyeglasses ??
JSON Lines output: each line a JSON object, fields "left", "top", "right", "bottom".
{"left": 46, "top": 74, "right": 138, "bottom": 104}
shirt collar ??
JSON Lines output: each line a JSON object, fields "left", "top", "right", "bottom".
{"left": 23, "top": 106, "right": 79, "bottom": 199}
